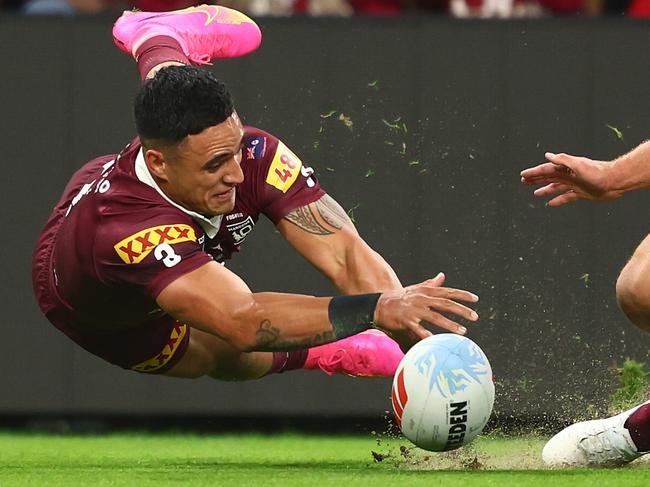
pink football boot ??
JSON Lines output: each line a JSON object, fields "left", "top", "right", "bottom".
{"left": 112, "top": 5, "right": 262, "bottom": 64}
{"left": 305, "top": 329, "right": 404, "bottom": 377}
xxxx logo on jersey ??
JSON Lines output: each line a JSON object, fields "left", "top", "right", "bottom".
{"left": 114, "top": 224, "right": 196, "bottom": 264}
{"left": 131, "top": 323, "right": 187, "bottom": 373}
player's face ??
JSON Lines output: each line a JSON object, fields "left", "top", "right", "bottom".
{"left": 164, "top": 112, "right": 244, "bottom": 216}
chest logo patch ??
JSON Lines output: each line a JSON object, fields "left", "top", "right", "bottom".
{"left": 265, "top": 141, "right": 303, "bottom": 193}
{"left": 114, "top": 224, "right": 196, "bottom": 264}
{"left": 226, "top": 216, "right": 255, "bottom": 244}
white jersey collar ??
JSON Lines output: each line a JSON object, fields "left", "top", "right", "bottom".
{"left": 135, "top": 148, "right": 223, "bottom": 238}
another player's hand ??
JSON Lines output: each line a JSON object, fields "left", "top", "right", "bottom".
{"left": 520, "top": 152, "right": 623, "bottom": 206}
{"left": 373, "top": 272, "right": 479, "bottom": 349}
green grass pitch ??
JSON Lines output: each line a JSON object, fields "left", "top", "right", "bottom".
{"left": 0, "top": 432, "right": 648, "bottom": 486}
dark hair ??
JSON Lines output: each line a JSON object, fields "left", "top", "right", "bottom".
{"left": 134, "top": 65, "right": 234, "bottom": 144}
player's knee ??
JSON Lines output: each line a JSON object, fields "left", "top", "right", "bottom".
{"left": 616, "top": 260, "right": 650, "bottom": 333}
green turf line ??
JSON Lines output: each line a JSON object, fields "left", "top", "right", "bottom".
{"left": 0, "top": 433, "right": 648, "bottom": 486}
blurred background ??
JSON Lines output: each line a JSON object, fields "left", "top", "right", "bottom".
{"left": 4, "top": 0, "right": 650, "bottom": 18}
{"left": 1, "top": 3, "right": 650, "bottom": 434}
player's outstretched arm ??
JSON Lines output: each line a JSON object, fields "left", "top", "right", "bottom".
{"left": 156, "top": 261, "right": 478, "bottom": 352}
{"left": 277, "top": 193, "right": 473, "bottom": 350}
{"left": 521, "top": 142, "right": 650, "bottom": 206}
{"left": 277, "top": 193, "right": 402, "bottom": 294}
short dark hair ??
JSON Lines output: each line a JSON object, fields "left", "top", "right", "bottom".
{"left": 134, "top": 65, "right": 234, "bottom": 144}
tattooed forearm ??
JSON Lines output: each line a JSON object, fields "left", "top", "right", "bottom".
{"left": 283, "top": 194, "right": 352, "bottom": 235}
{"left": 255, "top": 319, "right": 335, "bottom": 351}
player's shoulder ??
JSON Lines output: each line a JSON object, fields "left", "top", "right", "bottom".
{"left": 242, "top": 126, "right": 279, "bottom": 163}
{"left": 96, "top": 141, "right": 204, "bottom": 264}
{"left": 240, "top": 125, "right": 318, "bottom": 203}
{"left": 242, "top": 125, "right": 303, "bottom": 167}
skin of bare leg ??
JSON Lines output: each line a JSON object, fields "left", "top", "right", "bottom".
{"left": 164, "top": 327, "right": 273, "bottom": 380}
{"left": 616, "top": 233, "right": 650, "bottom": 334}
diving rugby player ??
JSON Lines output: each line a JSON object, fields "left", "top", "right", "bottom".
{"left": 32, "top": 6, "right": 479, "bottom": 382}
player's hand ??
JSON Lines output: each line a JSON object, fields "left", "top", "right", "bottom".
{"left": 520, "top": 152, "right": 623, "bottom": 206}
{"left": 372, "top": 272, "right": 479, "bottom": 349}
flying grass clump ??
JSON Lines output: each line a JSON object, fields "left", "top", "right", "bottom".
{"left": 610, "top": 359, "right": 650, "bottom": 414}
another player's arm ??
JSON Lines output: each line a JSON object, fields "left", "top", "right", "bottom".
{"left": 608, "top": 140, "right": 650, "bottom": 192}
{"left": 156, "top": 261, "right": 478, "bottom": 352}
{"left": 277, "top": 193, "right": 402, "bottom": 294}
{"left": 521, "top": 141, "right": 650, "bottom": 206}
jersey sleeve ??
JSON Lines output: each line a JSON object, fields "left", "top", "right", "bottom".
{"left": 251, "top": 132, "right": 325, "bottom": 224}
{"left": 95, "top": 212, "right": 213, "bottom": 299}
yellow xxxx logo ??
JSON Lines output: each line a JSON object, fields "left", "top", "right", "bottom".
{"left": 114, "top": 224, "right": 196, "bottom": 264}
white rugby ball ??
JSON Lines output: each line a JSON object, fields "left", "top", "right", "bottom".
{"left": 391, "top": 334, "right": 495, "bottom": 452}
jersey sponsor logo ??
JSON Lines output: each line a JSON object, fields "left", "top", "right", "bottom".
{"left": 246, "top": 136, "right": 266, "bottom": 160}
{"left": 226, "top": 215, "right": 255, "bottom": 244}
{"left": 114, "top": 224, "right": 196, "bottom": 264}
{"left": 265, "top": 141, "right": 303, "bottom": 193}
{"left": 226, "top": 212, "right": 244, "bottom": 221}
{"left": 131, "top": 323, "right": 187, "bottom": 373}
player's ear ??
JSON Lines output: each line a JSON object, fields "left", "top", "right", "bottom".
{"left": 144, "top": 149, "right": 169, "bottom": 181}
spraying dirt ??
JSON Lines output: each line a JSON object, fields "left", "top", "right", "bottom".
{"left": 371, "top": 434, "right": 650, "bottom": 470}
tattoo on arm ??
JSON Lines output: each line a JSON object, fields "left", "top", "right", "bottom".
{"left": 283, "top": 194, "right": 352, "bottom": 235}
{"left": 315, "top": 194, "right": 350, "bottom": 229}
{"left": 255, "top": 319, "right": 335, "bottom": 351}
{"left": 283, "top": 205, "right": 332, "bottom": 235}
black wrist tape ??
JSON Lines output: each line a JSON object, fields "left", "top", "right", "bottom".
{"left": 328, "top": 293, "right": 381, "bottom": 339}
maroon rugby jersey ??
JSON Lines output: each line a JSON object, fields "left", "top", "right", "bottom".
{"left": 33, "top": 126, "right": 324, "bottom": 336}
